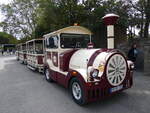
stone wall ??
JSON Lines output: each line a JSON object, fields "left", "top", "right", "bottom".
{"left": 116, "top": 38, "right": 144, "bottom": 71}
{"left": 143, "top": 40, "right": 150, "bottom": 76}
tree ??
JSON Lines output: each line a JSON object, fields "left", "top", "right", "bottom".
{"left": 35, "top": 0, "right": 86, "bottom": 38}
{"left": 127, "top": 0, "right": 150, "bottom": 38}
{"left": 35, "top": 0, "right": 59, "bottom": 38}
{"left": 0, "top": 0, "right": 134, "bottom": 45}
{"left": 0, "top": 0, "right": 38, "bottom": 39}
{"left": 144, "top": 0, "right": 150, "bottom": 38}
{"left": 0, "top": 32, "right": 18, "bottom": 44}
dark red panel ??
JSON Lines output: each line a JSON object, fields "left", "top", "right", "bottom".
{"left": 37, "top": 56, "right": 44, "bottom": 64}
{"left": 59, "top": 50, "right": 77, "bottom": 72}
{"left": 103, "top": 16, "right": 119, "bottom": 25}
{"left": 87, "top": 49, "right": 108, "bottom": 66}
{"left": 24, "top": 53, "right": 26, "bottom": 59}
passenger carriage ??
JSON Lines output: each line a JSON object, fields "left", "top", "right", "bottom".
{"left": 26, "top": 39, "right": 44, "bottom": 72}
{"left": 43, "top": 23, "right": 134, "bottom": 105}
{"left": 17, "top": 43, "right": 27, "bottom": 64}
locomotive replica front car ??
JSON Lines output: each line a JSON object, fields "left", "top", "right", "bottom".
{"left": 69, "top": 48, "right": 133, "bottom": 104}
{"left": 43, "top": 14, "right": 134, "bottom": 105}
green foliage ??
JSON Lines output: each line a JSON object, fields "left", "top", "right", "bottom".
{"left": 0, "top": 32, "right": 18, "bottom": 44}
{"left": 17, "top": 37, "right": 32, "bottom": 44}
{"left": 0, "top": 0, "right": 39, "bottom": 39}
{"left": 127, "top": 0, "right": 150, "bottom": 38}
{"left": 35, "top": 0, "right": 88, "bottom": 38}
{"left": 1, "top": 0, "right": 149, "bottom": 43}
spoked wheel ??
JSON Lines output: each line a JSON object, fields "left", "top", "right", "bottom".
{"left": 70, "top": 78, "right": 86, "bottom": 105}
{"left": 106, "top": 54, "right": 127, "bottom": 86}
{"left": 44, "top": 68, "right": 53, "bottom": 82}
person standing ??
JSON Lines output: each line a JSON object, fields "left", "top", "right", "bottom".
{"left": 128, "top": 44, "right": 138, "bottom": 63}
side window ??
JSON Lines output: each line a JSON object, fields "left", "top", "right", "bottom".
{"left": 46, "top": 36, "right": 58, "bottom": 48}
{"left": 53, "top": 36, "right": 58, "bottom": 47}
{"left": 46, "top": 38, "right": 49, "bottom": 48}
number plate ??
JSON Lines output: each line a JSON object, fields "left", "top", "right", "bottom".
{"left": 110, "top": 85, "right": 123, "bottom": 93}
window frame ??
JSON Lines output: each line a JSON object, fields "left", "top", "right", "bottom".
{"left": 60, "top": 33, "right": 91, "bottom": 49}
{"left": 46, "top": 35, "right": 59, "bottom": 49}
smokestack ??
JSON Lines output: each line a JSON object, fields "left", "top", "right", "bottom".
{"left": 102, "top": 14, "right": 119, "bottom": 49}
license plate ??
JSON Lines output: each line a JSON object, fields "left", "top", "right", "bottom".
{"left": 110, "top": 85, "right": 123, "bottom": 93}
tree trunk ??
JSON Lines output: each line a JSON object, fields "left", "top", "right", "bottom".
{"left": 140, "top": 13, "right": 144, "bottom": 38}
{"left": 144, "top": 0, "right": 150, "bottom": 38}
{"left": 144, "top": 20, "right": 149, "bottom": 38}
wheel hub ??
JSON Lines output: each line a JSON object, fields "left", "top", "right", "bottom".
{"left": 45, "top": 69, "right": 50, "bottom": 79}
{"left": 106, "top": 54, "right": 127, "bottom": 86}
{"left": 72, "top": 82, "right": 81, "bottom": 100}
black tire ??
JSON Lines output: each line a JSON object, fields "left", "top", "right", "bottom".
{"left": 70, "top": 77, "right": 86, "bottom": 105}
{"left": 44, "top": 68, "right": 53, "bottom": 82}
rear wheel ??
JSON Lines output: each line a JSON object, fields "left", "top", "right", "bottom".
{"left": 70, "top": 78, "right": 86, "bottom": 105}
{"left": 44, "top": 68, "right": 53, "bottom": 82}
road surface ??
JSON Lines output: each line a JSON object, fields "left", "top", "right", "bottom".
{"left": 0, "top": 55, "right": 150, "bottom": 113}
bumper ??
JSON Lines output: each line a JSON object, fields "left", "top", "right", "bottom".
{"left": 83, "top": 75, "right": 133, "bottom": 103}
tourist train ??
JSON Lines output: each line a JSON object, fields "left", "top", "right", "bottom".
{"left": 16, "top": 14, "right": 134, "bottom": 105}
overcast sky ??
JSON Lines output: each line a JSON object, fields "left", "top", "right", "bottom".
{"left": 0, "top": 0, "right": 12, "bottom": 31}
{"left": 0, "top": 0, "right": 12, "bottom": 22}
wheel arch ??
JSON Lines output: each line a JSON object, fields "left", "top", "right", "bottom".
{"left": 66, "top": 69, "right": 86, "bottom": 89}
{"left": 44, "top": 62, "right": 49, "bottom": 70}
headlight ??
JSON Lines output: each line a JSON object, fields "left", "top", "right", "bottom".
{"left": 130, "top": 64, "right": 134, "bottom": 70}
{"left": 91, "top": 69, "right": 99, "bottom": 78}
{"left": 127, "top": 60, "right": 134, "bottom": 70}
{"left": 88, "top": 66, "right": 99, "bottom": 78}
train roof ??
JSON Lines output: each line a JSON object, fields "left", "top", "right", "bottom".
{"left": 17, "top": 43, "right": 26, "bottom": 46}
{"left": 43, "top": 26, "right": 92, "bottom": 38}
{"left": 26, "top": 38, "right": 43, "bottom": 43}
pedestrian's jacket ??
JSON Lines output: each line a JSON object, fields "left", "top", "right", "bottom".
{"left": 128, "top": 48, "right": 138, "bottom": 62}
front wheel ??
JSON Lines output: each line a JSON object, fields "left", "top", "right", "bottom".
{"left": 70, "top": 78, "right": 86, "bottom": 105}
{"left": 44, "top": 68, "right": 53, "bottom": 82}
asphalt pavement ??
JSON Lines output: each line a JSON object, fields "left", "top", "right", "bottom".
{"left": 0, "top": 55, "right": 150, "bottom": 113}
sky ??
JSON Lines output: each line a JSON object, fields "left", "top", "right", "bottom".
{"left": 0, "top": 0, "right": 12, "bottom": 31}
{"left": 0, "top": 0, "right": 12, "bottom": 22}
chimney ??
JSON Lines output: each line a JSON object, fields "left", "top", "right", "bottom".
{"left": 102, "top": 13, "right": 119, "bottom": 49}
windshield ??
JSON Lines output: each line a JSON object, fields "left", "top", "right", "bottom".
{"left": 60, "top": 33, "right": 91, "bottom": 48}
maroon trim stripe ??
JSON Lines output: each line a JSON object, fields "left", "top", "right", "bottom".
{"left": 87, "top": 49, "right": 108, "bottom": 67}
